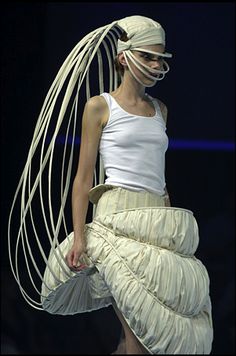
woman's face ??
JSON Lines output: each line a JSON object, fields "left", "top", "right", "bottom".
{"left": 131, "top": 44, "right": 165, "bottom": 86}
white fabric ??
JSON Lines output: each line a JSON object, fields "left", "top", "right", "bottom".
{"left": 99, "top": 92, "right": 168, "bottom": 195}
{"left": 41, "top": 185, "right": 213, "bottom": 354}
{"left": 117, "top": 15, "right": 166, "bottom": 52}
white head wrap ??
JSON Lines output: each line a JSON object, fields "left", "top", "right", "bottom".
{"left": 8, "top": 15, "right": 172, "bottom": 310}
{"left": 117, "top": 15, "right": 166, "bottom": 53}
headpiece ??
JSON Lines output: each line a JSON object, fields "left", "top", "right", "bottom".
{"left": 117, "top": 15, "right": 172, "bottom": 86}
{"left": 8, "top": 15, "right": 172, "bottom": 310}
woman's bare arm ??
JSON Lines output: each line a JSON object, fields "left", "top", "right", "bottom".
{"left": 157, "top": 98, "right": 171, "bottom": 207}
{"left": 66, "top": 96, "right": 108, "bottom": 269}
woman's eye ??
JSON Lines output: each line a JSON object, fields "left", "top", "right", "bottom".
{"left": 143, "top": 54, "right": 154, "bottom": 61}
{"left": 144, "top": 54, "right": 153, "bottom": 61}
{"left": 142, "top": 54, "right": 163, "bottom": 62}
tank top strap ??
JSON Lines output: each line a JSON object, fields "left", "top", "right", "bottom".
{"left": 145, "top": 93, "right": 159, "bottom": 113}
{"left": 145, "top": 93, "right": 165, "bottom": 124}
{"left": 100, "top": 92, "right": 112, "bottom": 108}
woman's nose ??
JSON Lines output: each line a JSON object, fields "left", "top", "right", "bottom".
{"left": 151, "top": 60, "right": 162, "bottom": 69}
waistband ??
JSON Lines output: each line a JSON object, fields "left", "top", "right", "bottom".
{"left": 89, "top": 184, "right": 166, "bottom": 217}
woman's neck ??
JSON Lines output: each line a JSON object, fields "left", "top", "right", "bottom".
{"left": 112, "top": 75, "right": 146, "bottom": 103}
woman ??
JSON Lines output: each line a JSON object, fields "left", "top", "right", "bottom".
{"left": 62, "top": 16, "right": 213, "bottom": 354}
{"left": 9, "top": 15, "right": 213, "bottom": 354}
{"left": 66, "top": 31, "right": 172, "bottom": 355}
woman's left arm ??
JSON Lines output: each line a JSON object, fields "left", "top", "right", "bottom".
{"left": 157, "top": 98, "right": 171, "bottom": 207}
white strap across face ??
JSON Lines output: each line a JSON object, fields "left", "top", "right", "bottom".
{"left": 133, "top": 47, "right": 172, "bottom": 58}
{"left": 124, "top": 49, "right": 171, "bottom": 86}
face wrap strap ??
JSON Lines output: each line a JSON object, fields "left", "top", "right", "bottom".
{"left": 133, "top": 47, "right": 172, "bottom": 58}
{"left": 124, "top": 50, "right": 170, "bottom": 86}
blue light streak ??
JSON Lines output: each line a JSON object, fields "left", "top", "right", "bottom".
{"left": 168, "top": 139, "right": 235, "bottom": 151}
{"left": 47, "top": 135, "right": 235, "bottom": 151}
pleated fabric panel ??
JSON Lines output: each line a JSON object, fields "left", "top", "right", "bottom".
{"left": 41, "top": 185, "right": 213, "bottom": 354}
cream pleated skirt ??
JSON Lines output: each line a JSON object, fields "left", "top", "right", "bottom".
{"left": 41, "top": 184, "right": 213, "bottom": 354}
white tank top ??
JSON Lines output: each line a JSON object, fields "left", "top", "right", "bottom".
{"left": 99, "top": 92, "right": 169, "bottom": 195}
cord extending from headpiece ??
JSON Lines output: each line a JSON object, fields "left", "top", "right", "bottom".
{"left": 8, "top": 15, "right": 172, "bottom": 310}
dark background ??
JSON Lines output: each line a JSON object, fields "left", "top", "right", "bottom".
{"left": 1, "top": 2, "right": 235, "bottom": 354}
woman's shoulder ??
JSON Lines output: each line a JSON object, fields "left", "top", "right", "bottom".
{"left": 151, "top": 96, "right": 168, "bottom": 124}
{"left": 85, "top": 95, "right": 109, "bottom": 127}
{"left": 158, "top": 99, "right": 168, "bottom": 118}
{"left": 156, "top": 98, "right": 167, "bottom": 111}
{"left": 86, "top": 95, "right": 108, "bottom": 112}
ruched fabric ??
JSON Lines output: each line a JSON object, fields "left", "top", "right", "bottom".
{"left": 41, "top": 185, "right": 213, "bottom": 354}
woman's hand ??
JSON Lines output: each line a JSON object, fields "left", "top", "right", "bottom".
{"left": 66, "top": 240, "right": 87, "bottom": 272}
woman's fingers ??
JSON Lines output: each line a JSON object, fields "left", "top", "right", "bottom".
{"left": 65, "top": 245, "right": 87, "bottom": 271}
{"left": 71, "top": 263, "right": 87, "bottom": 272}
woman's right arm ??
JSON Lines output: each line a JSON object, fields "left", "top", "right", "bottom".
{"left": 66, "top": 96, "right": 107, "bottom": 271}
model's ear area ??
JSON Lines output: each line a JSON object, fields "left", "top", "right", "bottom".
{"left": 118, "top": 52, "right": 128, "bottom": 67}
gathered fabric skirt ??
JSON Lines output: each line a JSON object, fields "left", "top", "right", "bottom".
{"left": 41, "top": 184, "right": 213, "bottom": 354}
